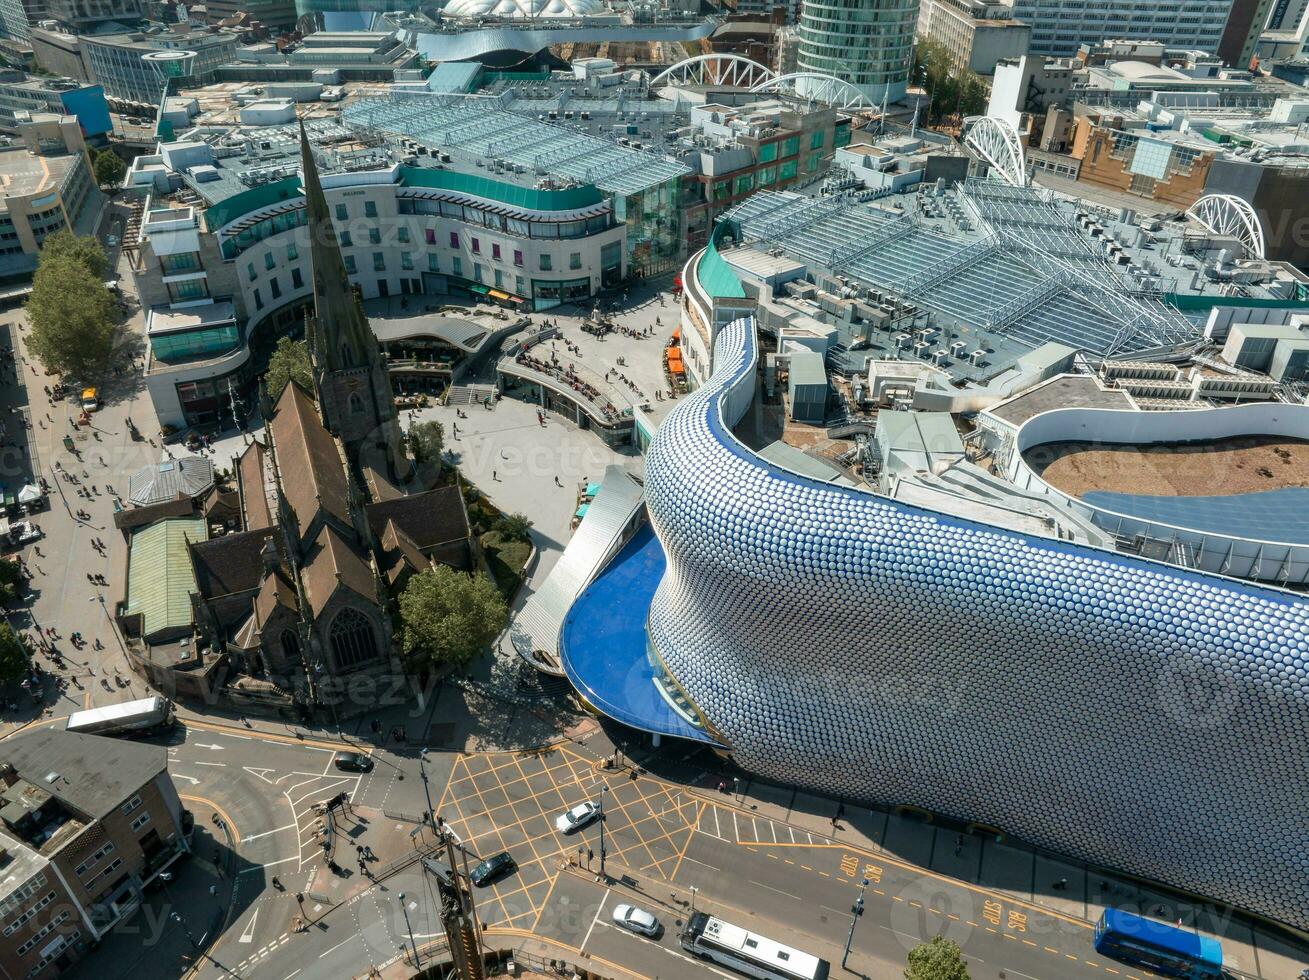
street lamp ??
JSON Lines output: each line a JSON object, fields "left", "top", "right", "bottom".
{"left": 398, "top": 892, "right": 420, "bottom": 968}
{"left": 596, "top": 783, "right": 609, "bottom": 880}
{"left": 689, "top": 885, "right": 698, "bottom": 916}
{"left": 170, "top": 911, "right": 198, "bottom": 949}
{"left": 419, "top": 748, "right": 435, "bottom": 827}
{"left": 841, "top": 877, "right": 869, "bottom": 971}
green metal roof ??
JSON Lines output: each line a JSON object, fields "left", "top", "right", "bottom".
{"left": 398, "top": 167, "right": 603, "bottom": 212}
{"left": 697, "top": 226, "right": 747, "bottom": 300}
{"left": 125, "top": 517, "right": 205, "bottom": 637}
{"left": 1164, "top": 291, "right": 1309, "bottom": 310}
{"left": 204, "top": 176, "right": 302, "bottom": 232}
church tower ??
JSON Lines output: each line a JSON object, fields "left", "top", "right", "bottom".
{"left": 298, "top": 121, "right": 403, "bottom": 477}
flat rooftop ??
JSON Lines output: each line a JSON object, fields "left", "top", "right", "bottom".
{"left": 988, "top": 375, "right": 1133, "bottom": 426}
{"left": 0, "top": 147, "right": 77, "bottom": 201}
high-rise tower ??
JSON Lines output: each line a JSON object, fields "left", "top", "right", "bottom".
{"left": 796, "top": 0, "right": 918, "bottom": 102}
{"left": 298, "top": 122, "right": 404, "bottom": 477}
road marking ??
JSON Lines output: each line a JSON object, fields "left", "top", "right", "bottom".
{"left": 749, "top": 880, "right": 801, "bottom": 901}
{"left": 193, "top": 743, "right": 226, "bottom": 750}
{"left": 173, "top": 774, "right": 200, "bottom": 785}
{"left": 243, "top": 822, "right": 297, "bottom": 842}
{"left": 713, "top": 807, "right": 720, "bottom": 839}
{"left": 580, "top": 890, "right": 609, "bottom": 950}
{"left": 238, "top": 909, "right": 259, "bottom": 943}
{"left": 283, "top": 972, "right": 300, "bottom": 980}
{"left": 732, "top": 810, "right": 739, "bottom": 842}
{"left": 194, "top": 761, "right": 226, "bottom": 767}
{"left": 318, "top": 935, "right": 357, "bottom": 959}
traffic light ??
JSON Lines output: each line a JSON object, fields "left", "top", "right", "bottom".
{"left": 852, "top": 898, "right": 864, "bottom": 917}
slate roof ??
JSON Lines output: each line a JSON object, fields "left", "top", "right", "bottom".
{"left": 267, "top": 383, "right": 350, "bottom": 539}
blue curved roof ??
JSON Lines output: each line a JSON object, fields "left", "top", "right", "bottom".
{"left": 559, "top": 524, "right": 721, "bottom": 746}
{"left": 1084, "top": 487, "right": 1309, "bottom": 545}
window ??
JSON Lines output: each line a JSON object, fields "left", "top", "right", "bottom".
{"left": 364, "top": 200, "right": 377, "bottom": 218}
{"left": 759, "top": 166, "right": 777, "bottom": 185}
{"left": 340, "top": 230, "right": 352, "bottom": 247}
{"left": 401, "top": 252, "right": 413, "bottom": 271}
{"left": 286, "top": 242, "right": 298, "bottom": 261}
{"left": 733, "top": 173, "right": 755, "bottom": 195}
{"left": 75, "top": 842, "right": 115, "bottom": 876}
{"left": 494, "top": 269, "right": 503, "bottom": 288}
{"left": 130, "top": 811, "right": 150, "bottom": 832}
{"left": 264, "top": 252, "right": 275, "bottom": 271}
{"left": 471, "top": 236, "right": 481, "bottom": 254}
{"left": 270, "top": 277, "right": 281, "bottom": 299}
{"left": 329, "top": 607, "right": 379, "bottom": 670}
{"left": 254, "top": 288, "right": 263, "bottom": 310}
{"left": 373, "top": 252, "right": 385, "bottom": 272}
{"left": 292, "top": 267, "right": 303, "bottom": 289}
{"left": 246, "top": 262, "right": 256, "bottom": 281}
{"left": 569, "top": 252, "right": 582, "bottom": 270}
{"left": 335, "top": 203, "right": 348, "bottom": 221}
{"left": 491, "top": 243, "right": 501, "bottom": 260}
{"left": 368, "top": 228, "right": 381, "bottom": 245}
{"left": 428, "top": 254, "right": 439, "bottom": 272}
{"left": 515, "top": 275, "right": 525, "bottom": 295}
{"left": 539, "top": 254, "right": 552, "bottom": 271}
{"left": 425, "top": 228, "right": 436, "bottom": 245}
{"left": 782, "top": 135, "right": 800, "bottom": 156}
{"left": 349, "top": 393, "right": 364, "bottom": 415}
{"left": 280, "top": 629, "right": 300, "bottom": 665}
{"left": 121, "top": 795, "right": 142, "bottom": 816}
{"left": 398, "top": 227, "right": 409, "bottom": 243}
{"left": 452, "top": 256, "right": 462, "bottom": 276}
{"left": 344, "top": 255, "right": 356, "bottom": 275}
{"left": 473, "top": 262, "right": 483, "bottom": 283}
{"left": 449, "top": 231, "right": 459, "bottom": 248}
{"left": 810, "top": 130, "right": 825, "bottom": 150}
{"left": 160, "top": 252, "right": 198, "bottom": 274}
{"left": 167, "top": 279, "right": 208, "bottom": 303}
{"left": 759, "top": 141, "right": 778, "bottom": 163}
{"left": 513, "top": 249, "right": 523, "bottom": 267}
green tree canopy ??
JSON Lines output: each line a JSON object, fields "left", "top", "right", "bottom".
{"left": 398, "top": 564, "right": 507, "bottom": 671}
{"left": 93, "top": 149, "right": 126, "bottom": 190}
{"left": 0, "top": 557, "right": 22, "bottom": 606}
{"left": 493, "top": 513, "right": 533, "bottom": 543}
{"left": 0, "top": 623, "right": 31, "bottom": 685}
{"left": 25, "top": 249, "right": 116, "bottom": 381}
{"left": 35, "top": 229, "right": 106, "bottom": 279}
{"left": 911, "top": 37, "right": 988, "bottom": 125}
{"left": 264, "top": 337, "right": 313, "bottom": 400}
{"left": 408, "top": 419, "right": 444, "bottom": 466}
{"left": 905, "top": 937, "right": 971, "bottom": 980}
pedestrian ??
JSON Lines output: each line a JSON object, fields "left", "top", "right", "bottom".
{"left": 209, "top": 884, "right": 218, "bottom": 897}
{"left": 492, "top": 469, "right": 497, "bottom": 481}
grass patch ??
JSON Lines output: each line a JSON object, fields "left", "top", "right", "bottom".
{"left": 481, "top": 529, "right": 532, "bottom": 600}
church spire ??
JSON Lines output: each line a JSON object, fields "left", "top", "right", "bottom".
{"left": 300, "top": 120, "right": 382, "bottom": 375}
{"left": 298, "top": 119, "right": 404, "bottom": 477}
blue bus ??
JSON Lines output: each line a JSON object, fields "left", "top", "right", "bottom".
{"left": 1094, "top": 909, "right": 1223, "bottom": 979}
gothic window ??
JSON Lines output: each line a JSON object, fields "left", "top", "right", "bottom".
{"left": 349, "top": 393, "right": 365, "bottom": 415}
{"left": 329, "top": 608, "right": 379, "bottom": 670}
{"left": 340, "top": 343, "right": 353, "bottom": 367}
{"left": 280, "top": 629, "right": 300, "bottom": 665}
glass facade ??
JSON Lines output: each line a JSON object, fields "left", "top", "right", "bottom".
{"left": 151, "top": 323, "right": 240, "bottom": 363}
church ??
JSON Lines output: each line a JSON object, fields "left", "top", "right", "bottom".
{"left": 180, "top": 123, "right": 475, "bottom": 711}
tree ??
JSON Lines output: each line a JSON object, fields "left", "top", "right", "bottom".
{"left": 0, "top": 557, "right": 23, "bottom": 606}
{"left": 408, "top": 419, "right": 444, "bottom": 466}
{"left": 264, "top": 337, "right": 313, "bottom": 400}
{"left": 25, "top": 252, "right": 116, "bottom": 381}
{"left": 93, "top": 149, "right": 126, "bottom": 190}
{"left": 905, "top": 937, "right": 971, "bottom": 980}
{"left": 0, "top": 623, "right": 31, "bottom": 685}
{"left": 35, "top": 229, "right": 106, "bottom": 279}
{"left": 398, "top": 564, "right": 507, "bottom": 671}
{"left": 494, "top": 513, "right": 533, "bottom": 543}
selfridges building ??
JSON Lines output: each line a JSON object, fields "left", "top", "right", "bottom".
{"left": 642, "top": 313, "right": 1309, "bottom": 930}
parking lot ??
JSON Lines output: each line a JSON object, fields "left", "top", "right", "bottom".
{"left": 436, "top": 745, "right": 699, "bottom": 929}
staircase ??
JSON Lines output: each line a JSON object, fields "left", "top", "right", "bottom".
{"left": 444, "top": 383, "right": 497, "bottom": 407}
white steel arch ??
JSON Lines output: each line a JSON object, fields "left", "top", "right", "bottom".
{"left": 1186, "top": 193, "right": 1266, "bottom": 259}
{"left": 963, "top": 115, "right": 1028, "bottom": 188}
{"left": 649, "top": 54, "right": 776, "bottom": 90}
{"left": 749, "top": 72, "right": 874, "bottom": 110}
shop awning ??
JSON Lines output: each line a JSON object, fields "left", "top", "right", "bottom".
{"left": 584, "top": 482, "right": 602, "bottom": 498}
{"left": 488, "top": 289, "right": 510, "bottom": 300}
{"left": 671, "top": 327, "right": 680, "bottom": 342}
{"left": 469, "top": 284, "right": 490, "bottom": 295}
{"left": 574, "top": 504, "right": 590, "bottom": 519}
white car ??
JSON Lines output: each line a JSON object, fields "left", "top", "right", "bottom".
{"left": 554, "top": 801, "right": 599, "bottom": 834}
{"left": 105, "top": 235, "right": 118, "bottom": 247}
{"left": 612, "top": 903, "right": 660, "bottom": 937}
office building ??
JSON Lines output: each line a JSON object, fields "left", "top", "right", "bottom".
{"left": 0, "top": 71, "right": 112, "bottom": 138}
{"left": 915, "top": 0, "right": 1032, "bottom": 75}
{"left": 796, "top": 0, "right": 917, "bottom": 101}
{"left": 0, "top": 0, "right": 45, "bottom": 42}
{"left": 1010, "top": 0, "right": 1251, "bottom": 62}
{"left": 0, "top": 114, "right": 99, "bottom": 281}
{"left": 0, "top": 730, "right": 190, "bottom": 979}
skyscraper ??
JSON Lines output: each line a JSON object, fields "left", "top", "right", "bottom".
{"left": 796, "top": 0, "right": 918, "bottom": 102}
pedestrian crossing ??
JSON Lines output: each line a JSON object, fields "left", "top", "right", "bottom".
{"left": 694, "top": 800, "right": 826, "bottom": 847}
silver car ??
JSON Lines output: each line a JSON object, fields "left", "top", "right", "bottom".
{"left": 612, "top": 903, "right": 659, "bottom": 937}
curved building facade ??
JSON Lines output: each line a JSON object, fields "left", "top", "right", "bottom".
{"left": 796, "top": 0, "right": 917, "bottom": 101}
{"left": 636, "top": 246, "right": 1309, "bottom": 929}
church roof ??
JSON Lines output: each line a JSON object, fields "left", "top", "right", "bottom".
{"left": 301, "top": 523, "right": 377, "bottom": 617}
{"left": 268, "top": 382, "right": 351, "bottom": 537}
{"left": 191, "top": 527, "right": 280, "bottom": 599}
{"left": 366, "top": 485, "right": 470, "bottom": 551}
{"left": 236, "top": 439, "right": 271, "bottom": 530}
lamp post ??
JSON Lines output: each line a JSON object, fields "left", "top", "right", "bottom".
{"left": 398, "top": 892, "right": 420, "bottom": 968}
{"left": 171, "top": 911, "right": 198, "bottom": 950}
{"left": 419, "top": 748, "right": 435, "bottom": 827}
{"left": 597, "top": 783, "right": 609, "bottom": 880}
{"left": 689, "top": 885, "right": 698, "bottom": 916}
{"left": 842, "top": 877, "right": 869, "bottom": 971}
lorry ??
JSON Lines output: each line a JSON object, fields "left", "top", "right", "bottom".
{"left": 65, "top": 696, "right": 174, "bottom": 737}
